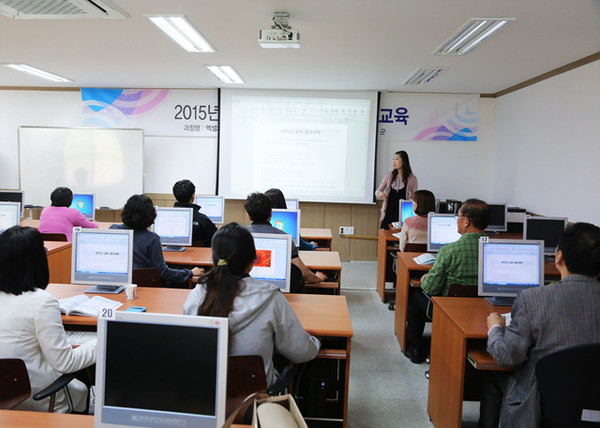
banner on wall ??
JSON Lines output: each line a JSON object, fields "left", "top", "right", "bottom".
{"left": 378, "top": 93, "right": 479, "bottom": 142}
{"left": 81, "top": 88, "right": 218, "bottom": 137}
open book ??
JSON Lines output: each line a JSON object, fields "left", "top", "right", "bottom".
{"left": 58, "top": 295, "right": 122, "bottom": 317}
{"left": 413, "top": 253, "right": 436, "bottom": 265}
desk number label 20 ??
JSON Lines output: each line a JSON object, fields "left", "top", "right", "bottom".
{"left": 100, "top": 308, "right": 116, "bottom": 320}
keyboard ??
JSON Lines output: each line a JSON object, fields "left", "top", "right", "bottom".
{"left": 66, "top": 331, "right": 97, "bottom": 346}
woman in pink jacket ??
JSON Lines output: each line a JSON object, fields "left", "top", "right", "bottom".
{"left": 39, "top": 187, "right": 97, "bottom": 241}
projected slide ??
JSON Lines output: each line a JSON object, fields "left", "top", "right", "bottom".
{"left": 219, "top": 90, "right": 378, "bottom": 204}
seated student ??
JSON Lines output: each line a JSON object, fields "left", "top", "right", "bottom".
{"left": 480, "top": 222, "right": 600, "bottom": 428}
{"left": 183, "top": 223, "right": 320, "bottom": 386}
{"left": 244, "top": 192, "right": 327, "bottom": 285}
{"left": 39, "top": 187, "right": 98, "bottom": 241}
{"left": 264, "top": 188, "right": 318, "bottom": 250}
{"left": 405, "top": 199, "right": 489, "bottom": 363}
{"left": 172, "top": 179, "right": 217, "bottom": 246}
{"left": 0, "top": 226, "right": 96, "bottom": 413}
{"left": 398, "top": 189, "right": 435, "bottom": 252}
{"left": 110, "top": 194, "right": 203, "bottom": 285}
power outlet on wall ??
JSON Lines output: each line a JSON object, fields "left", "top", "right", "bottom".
{"left": 339, "top": 226, "right": 355, "bottom": 235}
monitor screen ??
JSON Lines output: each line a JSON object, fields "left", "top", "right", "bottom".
{"left": 0, "top": 190, "right": 24, "bottom": 217}
{"left": 195, "top": 196, "right": 225, "bottom": 224}
{"left": 486, "top": 203, "right": 508, "bottom": 232}
{"left": 250, "top": 233, "right": 292, "bottom": 293}
{"left": 523, "top": 216, "right": 568, "bottom": 256}
{"left": 95, "top": 312, "right": 228, "bottom": 428}
{"left": 285, "top": 198, "right": 299, "bottom": 210}
{"left": 427, "top": 213, "right": 461, "bottom": 252}
{"left": 0, "top": 202, "right": 21, "bottom": 234}
{"left": 151, "top": 207, "right": 193, "bottom": 250}
{"left": 478, "top": 238, "right": 544, "bottom": 305}
{"left": 71, "top": 228, "right": 133, "bottom": 288}
{"left": 69, "top": 193, "right": 95, "bottom": 220}
{"left": 399, "top": 199, "right": 416, "bottom": 225}
{"left": 270, "top": 209, "right": 301, "bottom": 246}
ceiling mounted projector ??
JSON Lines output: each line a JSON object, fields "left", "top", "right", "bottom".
{"left": 258, "top": 12, "right": 300, "bottom": 49}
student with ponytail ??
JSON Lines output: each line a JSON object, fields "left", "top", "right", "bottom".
{"left": 182, "top": 222, "right": 320, "bottom": 386}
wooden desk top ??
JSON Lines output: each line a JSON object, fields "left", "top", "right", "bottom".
{"left": 298, "top": 250, "right": 341, "bottom": 270}
{"left": 21, "top": 219, "right": 113, "bottom": 229}
{"left": 163, "top": 246, "right": 213, "bottom": 266}
{"left": 397, "top": 252, "right": 434, "bottom": 272}
{"left": 0, "top": 410, "right": 249, "bottom": 428}
{"left": 44, "top": 241, "right": 71, "bottom": 254}
{"left": 432, "top": 297, "right": 510, "bottom": 339}
{"left": 46, "top": 284, "right": 352, "bottom": 338}
{"left": 300, "top": 228, "right": 332, "bottom": 239}
{"left": 378, "top": 229, "right": 399, "bottom": 241}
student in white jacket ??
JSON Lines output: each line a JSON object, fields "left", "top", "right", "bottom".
{"left": 0, "top": 226, "right": 96, "bottom": 413}
{"left": 183, "top": 222, "right": 320, "bottom": 386}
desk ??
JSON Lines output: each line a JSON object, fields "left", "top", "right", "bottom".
{"left": 162, "top": 246, "right": 213, "bottom": 267}
{"left": 0, "top": 410, "right": 248, "bottom": 428}
{"left": 375, "top": 230, "right": 399, "bottom": 302}
{"left": 393, "top": 252, "right": 560, "bottom": 354}
{"left": 298, "top": 250, "right": 342, "bottom": 294}
{"left": 394, "top": 252, "right": 433, "bottom": 352}
{"left": 428, "top": 297, "right": 510, "bottom": 428}
{"left": 46, "top": 285, "right": 353, "bottom": 428}
{"left": 45, "top": 242, "right": 72, "bottom": 284}
{"left": 300, "top": 227, "right": 333, "bottom": 251}
{"left": 20, "top": 219, "right": 113, "bottom": 229}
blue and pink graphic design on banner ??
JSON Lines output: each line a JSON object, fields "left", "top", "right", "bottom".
{"left": 378, "top": 93, "right": 479, "bottom": 142}
{"left": 81, "top": 88, "right": 218, "bottom": 137}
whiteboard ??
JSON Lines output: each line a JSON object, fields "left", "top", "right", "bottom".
{"left": 19, "top": 126, "right": 144, "bottom": 209}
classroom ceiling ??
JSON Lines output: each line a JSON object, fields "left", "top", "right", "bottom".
{"left": 0, "top": 0, "right": 599, "bottom": 95}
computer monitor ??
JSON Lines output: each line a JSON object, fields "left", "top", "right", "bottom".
{"left": 478, "top": 238, "right": 544, "bottom": 306}
{"left": 427, "top": 213, "right": 461, "bottom": 252}
{"left": 195, "top": 196, "right": 225, "bottom": 224}
{"left": 398, "top": 199, "right": 416, "bottom": 226}
{"left": 523, "top": 215, "right": 568, "bottom": 256}
{"left": 69, "top": 193, "right": 95, "bottom": 220}
{"left": 0, "top": 202, "right": 21, "bottom": 234}
{"left": 71, "top": 227, "right": 134, "bottom": 294}
{"left": 151, "top": 207, "right": 193, "bottom": 252}
{"left": 0, "top": 190, "right": 24, "bottom": 218}
{"left": 250, "top": 233, "right": 292, "bottom": 293}
{"left": 439, "top": 199, "right": 461, "bottom": 214}
{"left": 285, "top": 198, "right": 299, "bottom": 210}
{"left": 270, "top": 208, "right": 301, "bottom": 246}
{"left": 486, "top": 203, "right": 508, "bottom": 233}
{"left": 95, "top": 311, "right": 228, "bottom": 428}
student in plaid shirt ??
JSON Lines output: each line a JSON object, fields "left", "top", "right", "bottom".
{"left": 405, "top": 199, "right": 489, "bottom": 364}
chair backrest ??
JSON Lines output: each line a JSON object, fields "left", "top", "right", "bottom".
{"left": 447, "top": 283, "right": 478, "bottom": 298}
{"left": 404, "top": 243, "right": 427, "bottom": 253}
{"left": 536, "top": 343, "right": 600, "bottom": 428}
{"left": 40, "top": 233, "right": 68, "bottom": 242}
{"left": 226, "top": 355, "right": 267, "bottom": 424}
{"left": 132, "top": 268, "right": 163, "bottom": 287}
{"left": 0, "top": 359, "right": 31, "bottom": 410}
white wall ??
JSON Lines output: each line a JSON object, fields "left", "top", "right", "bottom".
{"left": 0, "top": 90, "right": 82, "bottom": 189}
{"left": 491, "top": 60, "right": 600, "bottom": 225}
{"left": 376, "top": 98, "right": 496, "bottom": 203}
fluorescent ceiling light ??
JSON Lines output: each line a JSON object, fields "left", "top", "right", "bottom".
{"left": 402, "top": 67, "right": 448, "bottom": 86}
{"left": 147, "top": 15, "right": 215, "bottom": 53}
{"left": 3, "top": 64, "right": 71, "bottom": 82}
{"left": 206, "top": 66, "right": 244, "bottom": 84}
{"left": 434, "top": 18, "right": 515, "bottom": 55}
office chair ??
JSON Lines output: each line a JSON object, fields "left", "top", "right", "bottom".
{"left": 225, "top": 355, "right": 297, "bottom": 424}
{"left": 40, "top": 233, "right": 68, "bottom": 242}
{"left": 132, "top": 268, "right": 163, "bottom": 287}
{"left": 535, "top": 343, "right": 600, "bottom": 428}
{"left": 0, "top": 358, "right": 83, "bottom": 412}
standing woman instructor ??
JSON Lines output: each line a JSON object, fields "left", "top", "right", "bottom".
{"left": 376, "top": 151, "right": 418, "bottom": 229}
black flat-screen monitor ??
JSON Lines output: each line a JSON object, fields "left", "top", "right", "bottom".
{"left": 523, "top": 215, "right": 568, "bottom": 256}
{"left": 478, "top": 238, "right": 544, "bottom": 306}
{"left": 486, "top": 203, "right": 508, "bottom": 233}
{"left": 0, "top": 190, "right": 24, "bottom": 217}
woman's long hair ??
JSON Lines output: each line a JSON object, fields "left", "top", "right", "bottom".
{"left": 391, "top": 150, "right": 413, "bottom": 186}
{"left": 197, "top": 223, "right": 256, "bottom": 317}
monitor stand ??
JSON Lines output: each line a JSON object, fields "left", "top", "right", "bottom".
{"left": 485, "top": 296, "right": 515, "bottom": 306}
{"left": 164, "top": 245, "right": 186, "bottom": 252}
{"left": 85, "top": 285, "right": 124, "bottom": 294}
